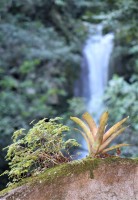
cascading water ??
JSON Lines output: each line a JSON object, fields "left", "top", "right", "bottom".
{"left": 77, "top": 24, "right": 114, "bottom": 158}
{"left": 83, "top": 24, "right": 114, "bottom": 117}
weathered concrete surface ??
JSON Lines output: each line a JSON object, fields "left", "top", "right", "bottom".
{"left": 0, "top": 158, "right": 138, "bottom": 200}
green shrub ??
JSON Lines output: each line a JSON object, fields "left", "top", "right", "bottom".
{"left": 1, "top": 117, "right": 79, "bottom": 185}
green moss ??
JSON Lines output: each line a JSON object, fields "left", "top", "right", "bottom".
{"left": 31, "top": 157, "right": 100, "bottom": 185}
{"left": 0, "top": 157, "right": 138, "bottom": 197}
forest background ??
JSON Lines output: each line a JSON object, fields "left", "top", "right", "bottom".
{"left": 0, "top": 0, "right": 138, "bottom": 190}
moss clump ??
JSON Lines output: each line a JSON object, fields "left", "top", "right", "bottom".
{"left": 0, "top": 157, "right": 138, "bottom": 197}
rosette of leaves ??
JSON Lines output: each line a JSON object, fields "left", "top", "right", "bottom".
{"left": 1, "top": 117, "right": 79, "bottom": 184}
{"left": 70, "top": 111, "right": 130, "bottom": 157}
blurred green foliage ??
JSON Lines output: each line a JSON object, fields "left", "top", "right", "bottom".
{"left": 104, "top": 76, "right": 138, "bottom": 157}
{"left": 0, "top": 0, "right": 89, "bottom": 190}
{"left": 97, "top": 0, "right": 138, "bottom": 157}
{"left": 97, "top": 0, "right": 138, "bottom": 78}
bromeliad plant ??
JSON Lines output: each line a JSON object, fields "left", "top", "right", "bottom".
{"left": 70, "top": 111, "right": 130, "bottom": 157}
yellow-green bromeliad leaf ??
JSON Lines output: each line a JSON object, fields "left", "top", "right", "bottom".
{"left": 92, "top": 111, "right": 108, "bottom": 154}
{"left": 102, "top": 116, "right": 129, "bottom": 143}
{"left": 74, "top": 128, "right": 92, "bottom": 154}
{"left": 101, "top": 144, "right": 130, "bottom": 153}
{"left": 70, "top": 116, "right": 94, "bottom": 144}
{"left": 82, "top": 112, "right": 97, "bottom": 138}
{"left": 99, "top": 126, "right": 129, "bottom": 153}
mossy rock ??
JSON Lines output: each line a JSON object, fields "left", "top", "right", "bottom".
{"left": 0, "top": 157, "right": 138, "bottom": 200}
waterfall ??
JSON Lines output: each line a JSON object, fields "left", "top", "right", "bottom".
{"left": 76, "top": 24, "right": 114, "bottom": 159}
{"left": 83, "top": 25, "right": 114, "bottom": 118}
{"left": 82, "top": 24, "right": 114, "bottom": 117}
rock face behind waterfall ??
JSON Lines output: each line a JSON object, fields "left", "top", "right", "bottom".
{"left": 0, "top": 158, "right": 138, "bottom": 200}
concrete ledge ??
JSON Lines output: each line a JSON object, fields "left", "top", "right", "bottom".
{"left": 0, "top": 158, "right": 138, "bottom": 200}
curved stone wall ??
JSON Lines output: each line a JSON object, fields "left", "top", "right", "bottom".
{"left": 0, "top": 158, "right": 138, "bottom": 200}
